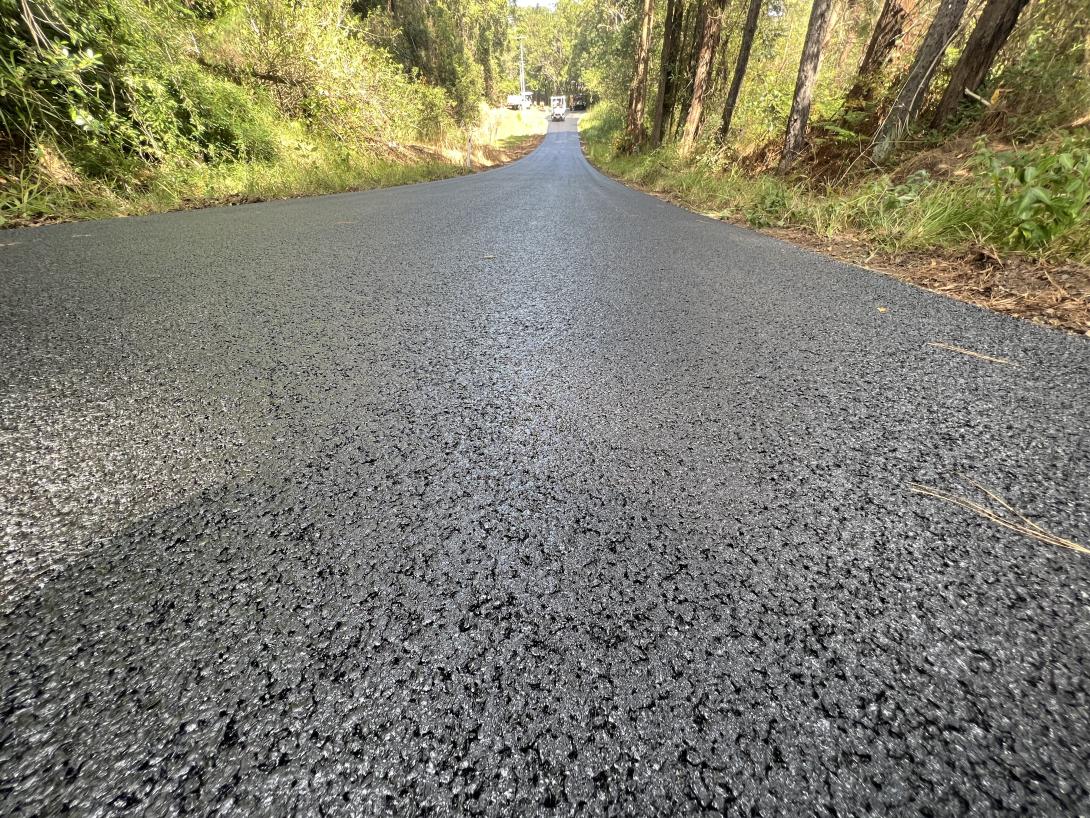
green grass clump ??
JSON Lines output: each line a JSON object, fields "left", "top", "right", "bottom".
{"left": 978, "top": 139, "right": 1090, "bottom": 257}
{"left": 0, "top": 130, "right": 468, "bottom": 225}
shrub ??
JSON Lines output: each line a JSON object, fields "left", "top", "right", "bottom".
{"left": 743, "top": 176, "right": 791, "bottom": 227}
{"left": 980, "top": 139, "right": 1090, "bottom": 250}
{"left": 1, "top": 0, "right": 470, "bottom": 225}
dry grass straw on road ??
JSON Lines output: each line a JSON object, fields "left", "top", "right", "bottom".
{"left": 926, "top": 342, "right": 1018, "bottom": 366}
{"left": 911, "top": 478, "right": 1089, "bottom": 555}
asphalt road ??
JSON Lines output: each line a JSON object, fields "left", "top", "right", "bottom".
{"left": 2, "top": 116, "right": 1089, "bottom": 816}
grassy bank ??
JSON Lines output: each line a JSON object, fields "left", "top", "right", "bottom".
{"left": 2, "top": 138, "right": 455, "bottom": 226}
{"left": 2, "top": 107, "right": 545, "bottom": 227}
{"left": 580, "top": 104, "right": 1090, "bottom": 334}
{"left": 1, "top": 0, "right": 545, "bottom": 228}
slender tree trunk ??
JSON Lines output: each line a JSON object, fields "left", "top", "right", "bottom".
{"left": 845, "top": 0, "right": 916, "bottom": 106}
{"left": 652, "top": 0, "right": 684, "bottom": 146}
{"left": 872, "top": 0, "right": 969, "bottom": 162}
{"left": 679, "top": 0, "right": 726, "bottom": 155}
{"left": 669, "top": 0, "right": 695, "bottom": 133}
{"left": 718, "top": 0, "right": 763, "bottom": 140}
{"left": 675, "top": 1, "right": 707, "bottom": 136}
{"left": 685, "top": 2, "right": 708, "bottom": 87}
{"left": 666, "top": 1, "right": 692, "bottom": 135}
{"left": 780, "top": 0, "right": 835, "bottom": 170}
{"left": 625, "top": 0, "right": 657, "bottom": 148}
{"left": 930, "top": 0, "right": 1029, "bottom": 126}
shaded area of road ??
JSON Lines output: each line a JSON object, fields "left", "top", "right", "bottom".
{"left": 2, "top": 117, "right": 1088, "bottom": 815}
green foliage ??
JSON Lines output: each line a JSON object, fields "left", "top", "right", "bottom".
{"left": 355, "top": 0, "right": 509, "bottom": 119}
{"left": 981, "top": 139, "right": 1090, "bottom": 251}
{"left": 991, "top": 4, "right": 1089, "bottom": 135}
{"left": 1, "top": 0, "right": 508, "bottom": 225}
{"left": 582, "top": 99, "right": 624, "bottom": 139}
{"left": 0, "top": 165, "right": 56, "bottom": 222}
{"left": 878, "top": 171, "right": 935, "bottom": 214}
{"left": 505, "top": 0, "right": 630, "bottom": 101}
{"left": 224, "top": 0, "right": 458, "bottom": 141}
{"left": 566, "top": 0, "right": 1088, "bottom": 168}
{"left": 742, "top": 176, "right": 791, "bottom": 227}
{"left": 835, "top": 174, "right": 984, "bottom": 251}
{"left": 0, "top": 129, "right": 467, "bottom": 226}
{"left": 575, "top": 0, "right": 1090, "bottom": 268}
{"left": 0, "top": 0, "right": 311, "bottom": 174}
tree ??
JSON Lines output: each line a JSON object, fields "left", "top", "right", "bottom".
{"left": 356, "top": 0, "right": 510, "bottom": 121}
{"left": 780, "top": 0, "right": 835, "bottom": 169}
{"left": 717, "top": 0, "right": 762, "bottom": 140}
{"left": 520, "top": 7, "right": 568, "bottom": 96}
{"left": 625, "top": 0, "right": 656, "bottom": 148}
{"left": 872, "top": 0, "right": 969, "bottom": 162}
{"left": 844, "top": 0, "right": 918, "bottom": 107}
{"left": 679, "top": 0, "right": 726, "bottom": 155}
{"left": 651, "top": 0, "right": 684, "bottom": 146}
{"left": 930, "top": 0, "right": 1030, "bottom": 127}
{"left": 674, "top": 0, "right": 707, "bottom": 135}
{"left": 540, "top": 0, "right": 630, "bottom": 105}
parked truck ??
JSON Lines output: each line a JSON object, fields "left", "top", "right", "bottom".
{"left": 506, "top": 92, "right": 533, "bottom": 110}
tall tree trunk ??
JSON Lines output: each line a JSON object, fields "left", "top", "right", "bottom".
{"left": 651, "top": 0, "right": 684, "bottom": 146}
{"left": 872, "top": 0, "right": 969, "bottom": 162}
{"left": 625, "top": 0, "right": 656, "bottom": 148}
{"left": 675, "top": 1, "right": 707, "bottom": 136}
{"left": 679, "top": 0, "right": 726, "bottom": 155}
{"left": 845, "top": 0, "right": 917, "bottom": 106}
{"left": 780, "top": 0, "right": 835, "bottom": 170}
{"left": 930, "top": 0, "right": 1029, "bottom": 126}
{"left": 718, "top": 0, "right": 763, "bottom": 141}
{"left": 666, "top": 1, "right": 692, "bottom": 135}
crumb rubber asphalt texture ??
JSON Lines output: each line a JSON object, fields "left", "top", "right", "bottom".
{"left": 1, "top": 117, "right": 1089, "bottom": 816}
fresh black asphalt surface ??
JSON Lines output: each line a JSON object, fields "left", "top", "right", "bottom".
{"left": 2, "top": 116, "right": 1089, "bottom": 816}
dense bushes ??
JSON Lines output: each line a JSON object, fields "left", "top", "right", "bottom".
{"left": 982, "top": 139, "right": 1090, "bottom": 252}
{"left": 2, "top": 0, "right": 282, "bottom": 167}
{"left": 0, "top": 0, "right": 474, "bottom": 224}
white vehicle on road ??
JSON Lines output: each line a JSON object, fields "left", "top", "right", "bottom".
{"left": 506, "top": 92, "right": 533, "bottom": 110}
{"left": 550, "top": 95, "right": 567, "bottom": 121}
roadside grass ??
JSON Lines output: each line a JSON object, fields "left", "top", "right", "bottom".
{"left": 1, "top": 107, "right": 544, "bottom": 227}
{"left": 1, "top": 0, "right": 549, "bottom": 229}
{"left": 1, "top": 142, "right": 462, "bottom": 226}
{"left": 473, "top": 106, "right": 549, "bottom": 149}
{"left": 580, "top": 104, "right": 1090, "bottom": 333}
{"left": 580, "top": 103, "right": 1090, "bottom": 267}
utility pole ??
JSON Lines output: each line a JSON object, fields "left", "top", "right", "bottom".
{"left": 518, "top": 36, "right": 527, "bottom": 108}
